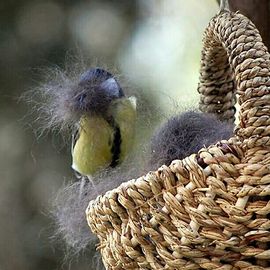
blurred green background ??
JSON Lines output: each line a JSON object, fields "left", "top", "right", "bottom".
{"left": 0, "top": 0, "right": 218, "bottom": 269}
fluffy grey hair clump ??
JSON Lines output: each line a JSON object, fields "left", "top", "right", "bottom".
{"left": 51, "top": 163, "right": 143, "bottom": 254}
{"left": 52, "top": 181, "right": 95, "bottom": 252}
{"left": 149, "top": 110, "right": 234, "bottom": 170}
{"left": 27, "top": 64, "right": 126, "bottom": 133}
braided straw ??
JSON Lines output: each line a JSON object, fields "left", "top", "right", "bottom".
{"left": 86, "top": 10, "right": 270, "bottom": 269}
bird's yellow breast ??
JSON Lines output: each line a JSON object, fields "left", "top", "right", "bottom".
{"left": 72, "top": 116, "right": 114, "bottom": 176}
{"left": 71, "top": 97, "right": 136, "bottom": 177}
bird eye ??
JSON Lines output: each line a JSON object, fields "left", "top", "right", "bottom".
{"left": 94, "top": 68, "right": 103, "bottom": 76}
{"left": 77, "top": 93, "right": 87, "bottom": 106}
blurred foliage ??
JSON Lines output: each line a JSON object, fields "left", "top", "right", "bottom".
{"left": 0, "top": 0, "right": 217, "bottom": 269}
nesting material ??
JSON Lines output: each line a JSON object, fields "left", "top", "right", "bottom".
{"left": 52, "top": 162, "right": 144, "bottom": 252}
{"left": 52, "top": 181, "right": 94, "bottom": 251}
{"left": 149, "top": 111, "right": 234, "bottom": 169}
{"left": 26, "top": 64, "right": 130, "bottom": 133}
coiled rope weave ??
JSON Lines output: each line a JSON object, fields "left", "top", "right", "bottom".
{"left": 86, "top": 10, "right": 270, "bottom": 269}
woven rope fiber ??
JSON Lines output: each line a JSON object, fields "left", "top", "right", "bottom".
{"left": 86, "top": 9, "right": 270, "bottom": 270}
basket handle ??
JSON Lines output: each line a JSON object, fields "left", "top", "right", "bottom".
{"left": 198, "top": 10, "right": 270, "bottom": 148}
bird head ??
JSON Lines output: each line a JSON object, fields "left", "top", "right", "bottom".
{"left": 71, "top": 68, "right": 136, "bottom": 178}
{"left": 74, "top": 68, "right": 124, "bottom": 116}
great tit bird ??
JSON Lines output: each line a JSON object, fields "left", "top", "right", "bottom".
{"left": 32, "top": 66, "right": 136, "bottom": 178}
{"left": 70, "top": 68, "right": 137, "bottom": 178}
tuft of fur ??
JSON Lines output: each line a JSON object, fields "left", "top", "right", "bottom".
{"left": 52, "top": 181, "right": 95, "bottom": 252}
{"left": 51, "top": 159, "right": 143, "bottom": 254}
{"left": 50, "top": 110, "right": 149, "bottom": 268}
{"left": 25, "top": 64, "right": 128, "bottom": 134}
{"left": 149, "top": 111, "right": 234, "bottom": 170}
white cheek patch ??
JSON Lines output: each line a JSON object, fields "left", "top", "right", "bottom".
{"left": 128, "top": 96, "right": 137, "bottom": 109}
{"left": 100, "top": 78, "right": 122, "bottom": 97}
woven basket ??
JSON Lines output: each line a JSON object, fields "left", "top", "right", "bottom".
{"left": 86, "top": 9, "right": 270, "bottom": 270}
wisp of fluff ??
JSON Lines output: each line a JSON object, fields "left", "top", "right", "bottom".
{"left": 26, "top": 64, "right": 128, "bottom": 134}
{"left": 51, "top": 157, "right": 145, "bottom": 254}
{"left": 149, "top": 110, "right": 234, "bottom": 170}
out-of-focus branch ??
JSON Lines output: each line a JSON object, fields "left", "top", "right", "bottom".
{"left": 216, "top": 0, "right": 270, "bottom": 50}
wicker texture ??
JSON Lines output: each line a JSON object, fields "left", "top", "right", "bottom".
{"left": 86, "top": 10, "right": 270, "bottom": 269}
